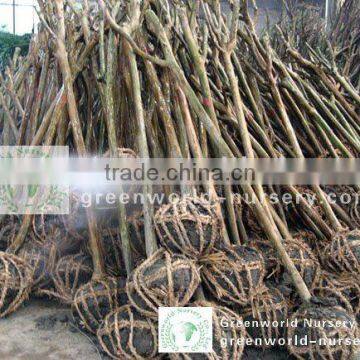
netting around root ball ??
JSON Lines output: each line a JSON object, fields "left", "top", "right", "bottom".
{"left": 282, "top": 239, "right": 321, "bottom": 290}
{"left": 97, "top": 305, "right": 158, "bottom": 360}
{"left": 171, "top": 301, "right": 246, "bottom": 360}
{"left": 287, "top": 303, "right": 359, "bottom": 360}
{"left": 322, "top": 229, "right": 360, "bottom": 275}
{"left": 18, "top": 237, "right": 58, "bottom": 292}
{"left": 72, "top": 277, "right": 128, "bottom": 334}
{"left": 127, "top": 248, "right": 201, "bottom": 319}
{"left": 318, "top": 272, "right": 360, "bottom": 319}
{"left": 247, "top": 236, "right": 277, "bottom": 275}
{"left": 154, "top": 197, "right": 221, "bottom": 259}
{"left": 311, "top": 287, "right": 354, "bottom": 316}
{"left": 52, "top": 253, "right": 93, "bottom": 304}
{"left": 238, "top": 285, "right": 288, "bottom": 348}
{"left": 201, "top": 245, "right": 265, "bottom": 306}
{"left": 0, "top": 252, "right": 33, "bottom": 318}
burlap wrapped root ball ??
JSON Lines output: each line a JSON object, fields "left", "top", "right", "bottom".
{"left": 72, "top": 277, "right": 128, "bottom": 333}
{"left": 0, "top": 252, "right": 33, "bottom": 317}
{"left": 52, "top": 253, "right": 93, "bottom": 304}
{"left": 170, "top": 301, "right": 246, "bottom": 360}
{"left": 127, "top": 248, "right": 201, "bottom": 319}
{"left": 238, "top": 285, "right": 288, "bottom": 348}
{"left": 97, "top": 305, "right": 158, "bottom": 360}
{"left": 287, "top": 301, "right": 359, "bottom": 360}
{"left": 323, "top": 229, "right": 360, "bottom": 275}
{"left": 201, "top": 245, "right": 265, "bottom": 306}
{"left": 154, "top": 197, "right": 221, "bottom": 259}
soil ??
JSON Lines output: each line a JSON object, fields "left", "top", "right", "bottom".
{"left": 0, "top": 298, "right": 108, "bottom": 360}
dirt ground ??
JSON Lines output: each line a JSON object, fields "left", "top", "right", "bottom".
{"left": 0, "top": 299, "right": 105, "bottom": 360}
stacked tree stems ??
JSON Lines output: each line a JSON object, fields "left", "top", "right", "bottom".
{"left": 0, "top": 0, "right": 359, "bottom": 358}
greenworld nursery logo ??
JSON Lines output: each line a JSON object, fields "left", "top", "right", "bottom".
{"left": 159, "top": 307, "right": 213, "bottom": 353}
{"left": 0, "top": 146, "right": 69, "bottom": 215}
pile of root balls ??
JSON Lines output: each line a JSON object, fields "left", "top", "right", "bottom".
{"left": 0, "top": 0, "right": 360, "bottom": 359}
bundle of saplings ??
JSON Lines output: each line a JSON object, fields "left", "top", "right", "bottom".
{"left": 0, "top": 0, "right": 359, "bottom": 359}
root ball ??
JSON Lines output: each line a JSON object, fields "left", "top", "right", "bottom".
{"left": 97, "top": 305, "right": 158, "bottom": 359}
{"left": 282, "top": 239, "right": 321, "bottom": 290}
{"left": 52, "top": 253, "right": 93, "bottom": 304}
{"left": 239, "top": 285, "right": 288, "bottom": 348}
{"left": 18, "top": 237, "right": 58, "bottom": 292}
{"left": 127, "top": 248, "right": 200, "bottom": 318}
{"left": 323, "top": 230, "right": 360, "bottom": 275}
{"left": 72, "top": 277, "right": 128, "bottom": 333}
{"left": 287, "top": 302, "right": 358, "bottom": 360}
{"left": 0, "top": 252, "right": 33, "bottom": 318}
{"left": 154, "top": 197, "right": 221, "bottom": 259}
{"left": 201, "top": 245, "right": 265, "bottom": 306}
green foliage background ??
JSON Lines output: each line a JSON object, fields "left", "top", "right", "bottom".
{"left": 0, "top": 28, "right": 31, "bottom": 70}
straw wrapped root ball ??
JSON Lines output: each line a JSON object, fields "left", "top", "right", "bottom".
{"left": 97, "top": 305, "right": 158, "bottom": 360}
{"left": 72, "top": 277, "right": 128, "bottom": 333}
{"left": 171, "top": 301, "right": 246, "bottom": 360}
{"left": 127, "top": 248, "right": 201, "bottom": 318}
{"left": 52, "top": 253, "right": 93, "bottom": 304}
{"left": 239, "top": 286, "right": 288, "bottom": 348}
{"left": 0, "top": 252, "right": 33, "bottom": 318}
{"left": 201, "top": 245, "right": 265, "bottom": 306}
{"left": 323, "top": 230, "right": 360, "bottom": 275}
{"left": 154, "top": 197, "right": 221, "bottom": 259}
{"left": 287, "top": 302, "right": 359, "bottom": 360}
